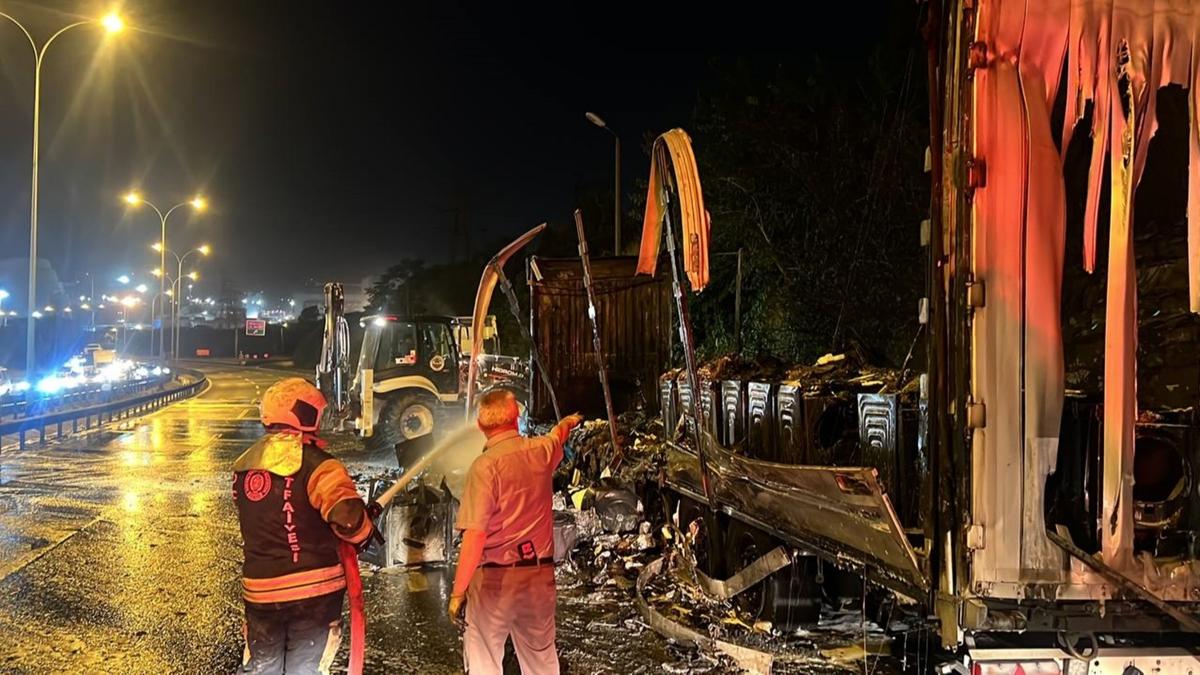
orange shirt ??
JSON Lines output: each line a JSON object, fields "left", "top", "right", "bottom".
{"left": 455, "top": 428, "right": 564, "bottom": 565}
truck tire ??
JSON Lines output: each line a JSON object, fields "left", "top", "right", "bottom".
{"left": 725, "top": 520, "right": 821, "bottom": 630}
{"left": 367, "top": 392, "right": 437, "bottom": 458}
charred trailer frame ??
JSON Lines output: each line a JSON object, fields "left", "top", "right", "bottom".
{"left": 528, "top": 256, "right": 672, "bottom": 420}
{"left": 656, "top": 0, "right": 1200, "bottom": 666}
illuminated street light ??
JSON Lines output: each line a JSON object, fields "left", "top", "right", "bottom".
{"left": 63, "top": 307, "right": 71, "bottom": 313}
{"left": 120, "top": 296, "right": 139, "bottom": 307}
{"left": 151, "top": 242, "right": 163, "bottom": 252}
{"left": 1, "top": 9, "right": 127, "bottom": 376}
{"left": 122, "top": 192, "right": 210, "bottom": 358}
{"left": 117, "top": 275, "right": 131, "bottom": 285}
{"left": 101, "top": 13, "right": 124, "bottom": 33}
{"left": 43, "top": 305, "right": 54, "bottom": 313}
{"left": 135, "top": 284, "right": 148, "bottom": 294}
{"left": 151, "top": 268, "right": 162, "bottom": 277}
{"left": 159, "top": 245, "right": 212, "bottom": 359}
{"left": 31, "top": 311, "right": 42, "bottom": 319}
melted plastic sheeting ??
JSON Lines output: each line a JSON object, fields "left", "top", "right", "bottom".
{"left": 665, "top": 434, "right": 926, "bottom": 599}
{"left": 637, "top": 129, "right": 711, "bottom": 291}
{"left": 972, "top": 0, "right": 1200, "bottom": 582}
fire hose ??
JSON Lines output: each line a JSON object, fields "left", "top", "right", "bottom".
{"left": 338, "top": 541, "right": 366, "bottom": 675}
{"left": 340, "top": 445, "right": 456, "bottom": 673}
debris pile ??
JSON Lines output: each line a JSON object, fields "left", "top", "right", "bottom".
{"left": 690, "top": 351, "right": 913, "bottom": 395}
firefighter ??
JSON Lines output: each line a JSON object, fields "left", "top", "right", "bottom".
{"left": 449, "top": 389, "right": 583, "bottom": 674}
{"left": 233, "top": 377, "right": 375, "bottom": 675}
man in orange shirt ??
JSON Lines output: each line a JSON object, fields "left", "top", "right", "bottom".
{"left": 449, "top": 389, "right": 582, "bottom": 674}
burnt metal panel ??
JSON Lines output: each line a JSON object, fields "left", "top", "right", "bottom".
{"left": 660, "top": 372, "right": 678, "bottom": 437}
{"left": 777, "top": 383, "right": 805, "bottom": 464}
{"left": 678, "top": 375, "right": 695, "bottom": 436}
{"left": 529, "top": 256, "right": 671, "bottom": 419}
{"left": 699, "top": 380, "right": 722, "bottom": 442}
{"left": 858, "top": 394, "right": 899, "bottom": 497}
{"left": 664, "top": 435, "right": 927, "bottom": 600}
{"left": 720, "top": 380, "right": 747, "bottom": 447}
{"left": 747, "top": 381, "right": 777, "bottom": 461}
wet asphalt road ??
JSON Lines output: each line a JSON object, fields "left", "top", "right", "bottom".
{"left": 0, "top": 365, "right": 685, "bottom": 674}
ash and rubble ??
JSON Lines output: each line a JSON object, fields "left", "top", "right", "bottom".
{"left": 337, "top": 352, "right": 917, "bottom": 672}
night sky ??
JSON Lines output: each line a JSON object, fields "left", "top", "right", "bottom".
{"left": 0, "top": 1, "right": 900, "bottom": 305}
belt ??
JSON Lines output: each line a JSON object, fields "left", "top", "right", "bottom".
{"left": 481, "top": 556, "right": 554, "bottom": 568}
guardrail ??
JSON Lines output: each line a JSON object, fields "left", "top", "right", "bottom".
{"left": 0, "top": 376, "right": 169, "bottom": 422}
{"left": 0, "top": 369, "right": 208, "bottom": 451}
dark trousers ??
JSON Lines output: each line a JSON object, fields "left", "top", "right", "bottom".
{"left": 243, "top": 592, "right": 344, "bottom": 675}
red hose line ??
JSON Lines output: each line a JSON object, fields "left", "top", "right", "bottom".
{"left": 338, "top": 542, "right": 366, "bottom": 675}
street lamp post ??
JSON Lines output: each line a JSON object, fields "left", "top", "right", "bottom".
{"left": 0, "top": 11, "right": 124, "bottom": 378}
{"left": 153, "top": 248, "right": 206, "bottom": 361}
{"left": 0, "top": 289, "right": 8, "bottom": 327}
{"left": 125, "top": 193, "right": 207, "bottom": 359}
{"left": 585, "top": 112, "right": 621, "bottom": 254}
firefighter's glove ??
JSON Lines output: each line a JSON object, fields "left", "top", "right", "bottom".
{"left": 448, "top": 593, "right": 467, "bottom": 631}
{"left": 358, "top": 521, "right": 384, "bottom": 554}
{"left": 366, "top": 500, "right": 384, "bottom": 521}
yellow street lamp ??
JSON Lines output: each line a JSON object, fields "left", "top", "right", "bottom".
{"left": 2, "top": 9, "right": 129, "bottom": 376}
{"left": 101, "top": 13, "right": 124, "bottom": 34}
{"left": 151, "top": 242, "right": 163, "bottom": 252}
{"left": 198, "top": 244, "right": 211, "bottom": 256}
{"left": 122, "top": 191, "right": 209, "bottom": 358}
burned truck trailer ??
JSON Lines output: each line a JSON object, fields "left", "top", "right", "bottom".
{"left": 642, "top": 0, "right": 1200, "bottom": 670}
{"left": 528, "top": 256, "right": 672, "bottom": 420}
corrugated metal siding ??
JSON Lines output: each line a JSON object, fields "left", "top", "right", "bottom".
{"left": 528, "top": 256, "right": 671, "bottom": 419}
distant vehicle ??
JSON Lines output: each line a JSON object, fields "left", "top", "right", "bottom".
{"left": 83, "top": 343, "right": 116, "bottom": 367}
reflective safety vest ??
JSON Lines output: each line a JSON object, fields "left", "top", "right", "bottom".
{"left": 232, "top": 432, "right": 366, "bottom": 605}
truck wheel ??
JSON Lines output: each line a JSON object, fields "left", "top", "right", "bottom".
{"left": 368, "top": 393, "right": 437, "bottom": 456}
{"left": 725, "top": 520, "right": 821, "bottom": 630}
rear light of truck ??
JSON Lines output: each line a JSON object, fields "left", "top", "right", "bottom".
{"left": 972, "top": 662, "right": 1063, "bottom": 675}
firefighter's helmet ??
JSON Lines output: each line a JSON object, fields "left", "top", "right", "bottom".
{"left": 261, "top": 377, "right": 326, "bottom": 432}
